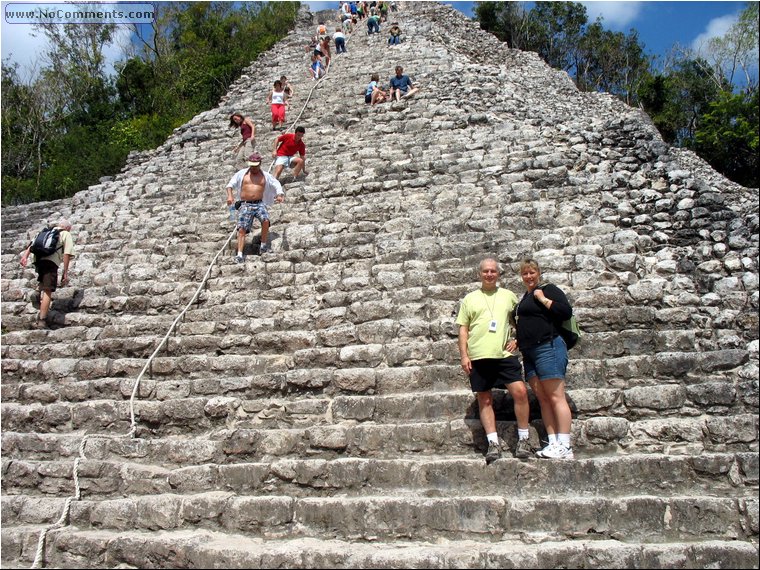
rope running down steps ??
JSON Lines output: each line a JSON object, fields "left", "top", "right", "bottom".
{"left": 30, "top": 20, "right": 354, "bottom": 569}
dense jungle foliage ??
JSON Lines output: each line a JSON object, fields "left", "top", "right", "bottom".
{"left": 1, "top": 1, "right": 300, "bottom": 205}
{"left": 475, "top": 1, "right": 758, "bottom": 188}
{"left": 2, "top": 1, "right": 757, "bottom": 205}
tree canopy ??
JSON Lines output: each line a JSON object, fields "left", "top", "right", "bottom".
{"left": 1, "top": 1, "right": 300, "bottom": 205}
{"left": 475, "top": 1, "right": 759, "bottom": 187}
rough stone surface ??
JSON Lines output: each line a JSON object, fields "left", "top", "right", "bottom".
{"left": 1, "top": 2, "right": 758, "bottom": 569}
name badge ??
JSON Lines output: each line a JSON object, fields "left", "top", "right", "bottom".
{"left": 488, "top": 320, "right": 498, "bottom": 332}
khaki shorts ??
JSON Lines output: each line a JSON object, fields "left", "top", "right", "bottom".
{"left": 35, "top": 260, "right": 59, "bottom": 291}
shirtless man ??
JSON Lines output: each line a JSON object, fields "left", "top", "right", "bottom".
{"left": 225, "top": 152, "right": 284, "bottom": 260}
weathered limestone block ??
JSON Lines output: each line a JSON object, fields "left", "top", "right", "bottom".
{"left": 654, "top": 352, "right": 699, "bottom": 378}
{"left": 356, "top": 319, "right": 398, "bottom": 344}
{"left": 177, "top": 491, "right": 230, "bottom": 527}
{"left": 155, "top": 379, "right": 191, "bottom": 400}
{"left": 307, "top": 426, "right": 348, "bottom": 450}
{"left": 84, "top": 498, "right": 136, "bottom": 530}
{"left": 293, "top": 348, "right": 340, "bottom": 368}
{"left": 217, "top": 464, "right": 269, "bottom": 492}
{"left": 160, "top": 398, "right": 207, "bottom": 422}
{"left": 255, "top": 429, "right": 301, "bottom": 456}
{"left": 706, "top": 414, "right": 758, "bottom": 445}
{"left": 338, "top": 344, "right": 385, "bottom": 367}
{"left": 627, "top": 279, "right": 666, "bottom": 302}
{"left": 314, "top": 306, "right": 347, "bottom": 329}
{"left": 699, "top": 349, "right": 749, "bottom": 372}
{"left": 286, "top": 368, "right": 333, "bottom": 390}
{"left": 686, "top": 382, "right": 737, "bottom": 407}
{"left": 333, "top": 368, "right": 376, "bottom": 393}
{"left": 204, "top": 396, "right": 240, "bottom": 418}
{"left": 582, "top": 417, "right": 630, "bottom": 442}
{"left": 394, "top": 422, "right": 450, "bottom": 452}
{"left": 40, "top": 359, "right": 79, "bottom": 380}
{"left": 624, "top": 385, "right": 686, "bottom": 412}
{"left": 569, "top": 389, "right": 623, "bottom": 414}
{"left": 630, "top": 418, "right": 705, "bottom": 446}
{"left": 75, "top": 358, "right": 111, "bottom": 380}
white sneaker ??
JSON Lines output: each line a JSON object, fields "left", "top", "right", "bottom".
{"left": 540, "top": 443, "right": 575, "bottom": 460}
{"left": 535, "top": 441, "right": 554, "bottom": 458}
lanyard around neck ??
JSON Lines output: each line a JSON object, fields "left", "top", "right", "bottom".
{"left": 480, "top": 287, "right": 498, "bottom": 319}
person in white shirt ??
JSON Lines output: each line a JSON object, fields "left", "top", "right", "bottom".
{"left": 333, "top": 27, "right": 347, "bottom": 54}
{"left": 225, "top": 152, "right": 284, "bottom": 259}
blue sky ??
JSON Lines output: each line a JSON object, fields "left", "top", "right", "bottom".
{"left": 308, "top": 1, "right": 752, "bottom": 64}
{"left": 1, "top": 1, "right": 754, "bottom": 79}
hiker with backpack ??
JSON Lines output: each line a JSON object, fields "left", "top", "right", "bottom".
{"left": 19, "top": 218, "right": 76, "bottom": 329}
{"left": 511, "top": 258, "right": 575, "bottom": 460}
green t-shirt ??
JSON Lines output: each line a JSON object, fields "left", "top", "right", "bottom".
{"left": 456, "top": 287, "right": 518, "bottom": 360}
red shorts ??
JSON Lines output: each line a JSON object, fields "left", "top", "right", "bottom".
{"left": 271, "top": 104, "right": 286, "bottom": 123}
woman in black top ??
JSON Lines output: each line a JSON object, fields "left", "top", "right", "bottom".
{"left": 509, "top": 259, "right": 575, "bottom": 460}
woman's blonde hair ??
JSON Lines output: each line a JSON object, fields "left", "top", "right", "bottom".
{"left": 519, "top": 258, "right": 541, "bottom": 275}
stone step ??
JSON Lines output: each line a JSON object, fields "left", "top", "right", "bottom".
{"left": 2, "top": 492, "right": 755, "bottom": 545}
{"left": 2, "top": 453, "right": 756, "bottom": 499}
{"left": 0, "top": 356, "right": 753, "bottom": 424}
{"left": 0, "top": 363, "right": 465, "bottom": 401}
{"left": 4, "top": 528, "right": 757, "bottom": 570}
{"left": 3, "top": 389, "right": 757, "bottom": 436}
{"left": 2, "top": 413, "right": 757, "bottom": 464}
{"left": 0, "top": 353, "right": 291, "bottom": 384}
{"left": 4, "top": 293, "right": 745, "bottom": 354}
{"left": 1, "top": 1, "right": 757, "bottom": 568}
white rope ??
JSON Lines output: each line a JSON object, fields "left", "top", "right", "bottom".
{"left": 30, "top": 18, "right": 351, "bottom": 570}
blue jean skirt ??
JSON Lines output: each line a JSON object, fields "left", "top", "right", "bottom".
{"left": 522, "top": 335, "right": 568, "bottom": 381}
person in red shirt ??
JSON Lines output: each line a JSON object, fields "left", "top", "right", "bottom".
{"left": 272, "top": 126, "right": 307, "bottom": 180}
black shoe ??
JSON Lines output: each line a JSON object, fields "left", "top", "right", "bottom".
{"left": 485, "top": 441, "right": 501, "bottom": 465}
{"left": 514, "top": 438, "right": 532, "bottom": 459}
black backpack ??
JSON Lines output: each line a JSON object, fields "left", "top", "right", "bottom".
{"left": 30, "top": 227, "right": 62, "bottom": 257}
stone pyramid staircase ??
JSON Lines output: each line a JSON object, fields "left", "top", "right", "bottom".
{"left": 1, "top": 2, "right": 758, "bottom": 568}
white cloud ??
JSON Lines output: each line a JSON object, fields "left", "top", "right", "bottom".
{"left": 1, "top": 20, "right": 49, "bottom": 77}
{"left": 581, "top": 1, "right": 643, "bottom": 29}
{"left": 305, "top": 1, "right": 337, "bottom": 13}
{"left": 690, "top": 13, "right": 737, "bottom": 54}
{"left": 1, "top": 19, "right": 132, "bottom": 78}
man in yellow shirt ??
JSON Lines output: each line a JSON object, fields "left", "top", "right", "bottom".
{"left": 456, "top": 257, "right": 531, "bottom": 464}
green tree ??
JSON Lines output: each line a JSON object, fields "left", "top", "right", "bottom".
{"left": 475, "top": 2, "right": 534, "bottom": 50}
{"left": 705, "top": 2, "right": 759, "bottom": 92}
{"left": 32, "top": 18, "right": 118, "bottom": 123}
{"left": 2, "top": 2, "right": 300, "bottom": 205}
{"left": 528, "top": 2, "right": 588, "bottom": 72}
{"left": 576, "top": 22, "right": 650, "bottom": 105}
{"left": 639, "top": 56, "right": 723, "bottom": 145}
{"left": 694, "top": 90, "right": 759, "bottom": 187}
{"left": 1, "top": 61, "right": 68, "bottom": 202}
